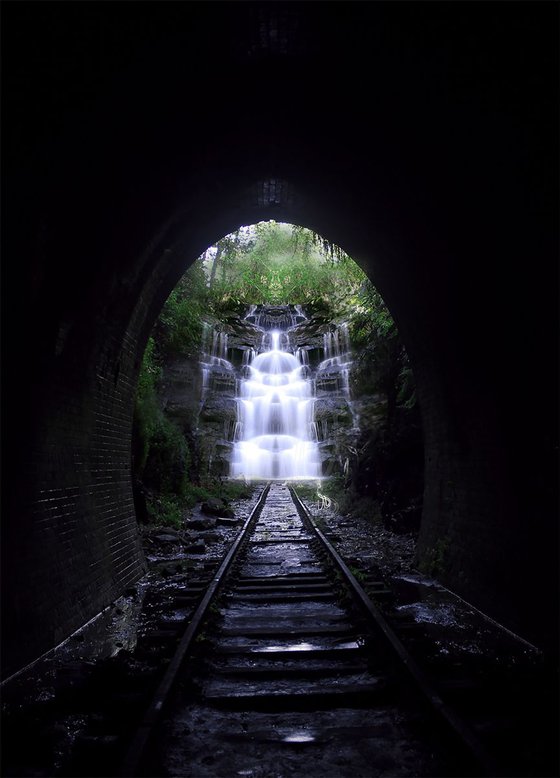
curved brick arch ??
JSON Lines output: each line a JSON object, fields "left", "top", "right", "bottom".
{"left": 3, "top": 3, "right": 557, "bottom": 675}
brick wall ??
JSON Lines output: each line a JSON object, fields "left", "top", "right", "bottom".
{"left": 2, "top": 322, "right": 146, "bottom": 675}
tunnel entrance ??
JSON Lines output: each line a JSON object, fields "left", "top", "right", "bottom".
{"left": 3, "top": 1, "right": 557, "bottom": 686}
{"left": 2, "top": 171, "right": 556, "bottom": 681}
{"left": 131, "top": 221, "right": 423, "bottom": 544}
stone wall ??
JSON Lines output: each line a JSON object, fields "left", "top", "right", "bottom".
{"left": 2, "top": 316, "right": 148, "bottom": 676}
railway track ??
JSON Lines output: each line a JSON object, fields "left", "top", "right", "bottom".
{"left": 3, "top": 482, "right": 555, "bottom": 777}
{"left": 120, "top": 483, "right": 499, "bottom": 778}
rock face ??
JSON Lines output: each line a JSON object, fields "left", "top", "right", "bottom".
{"left": 312, "top": 320, "right": 358, "bottom": 476}
{"left": 157, "top": 305, "right": 366, "bottom": 481}
{"left": 158, "top": 355, "right": 201, "bottom": 468}
{"left": 157, "top": 304, "right": 420, "bottom": 505}
{"left": 160, "top": 358, "right": 202, "bottom": 426}
{"left": 349, "top": 395, "right": 424, "bottom": 533}
{"left": 194, "top": 305, "right": 359, "bottom": 479}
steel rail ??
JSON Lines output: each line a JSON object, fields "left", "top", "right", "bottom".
{"left": 289, "top": 485, "right": 503, "bottom": 778}
{"left": 120, "top": 482, "right": 271, "bottom": 777}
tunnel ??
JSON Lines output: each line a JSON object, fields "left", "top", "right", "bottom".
{"left": 2, "top": 2, "right": 558, "bottom": 679}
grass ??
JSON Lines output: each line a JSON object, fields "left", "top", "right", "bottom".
{"left": 348, "top": 565, "right": 366, "bottom": 583}
{"left": 146, "top": 478, "right": 257, "bottom": 528}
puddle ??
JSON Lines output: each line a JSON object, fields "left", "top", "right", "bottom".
{"left": 260, "top": 642, "right": 321, "bottom": 652}
{"left": 395, "top": 602, "right": 462, "bottom": 628}
{"left": 225, "top": 602, "right": 345, "bottom": 617}
{"left": 435, "top": 638, "right": 485, "bottom": 656}
{"left": 391, "top": 575, "right": 443, "bottom": 607}
{"left": 282, "top": 730, "right": 316, "bottom": 743}
{"left": 164, "top": 697, "right": 445, "bottom": 778}
{"left": 160, "top": 609, "right": 191, "bottom": 623}
{"left": 395, "top": 572, "right": 440, "bottom": 589}
{"left": 241, "top": 563, "right": 320, "bottom": 576}
{"left": 255, "top": 640, "right": 361, "bottom": 652}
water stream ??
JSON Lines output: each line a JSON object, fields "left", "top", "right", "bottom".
{"left": 230, "top": 307, "right": 321, "bottom": 480}
{"left": 199, "top": 304, "right": 354, "bottom": 480}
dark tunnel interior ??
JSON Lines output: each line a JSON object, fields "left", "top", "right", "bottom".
{"left": 1, "top": 1, "right": 558, "bottom": 681}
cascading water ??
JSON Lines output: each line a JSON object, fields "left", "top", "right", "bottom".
{"left": 197, "top": 305, "right": 355, "bottom": 479}
{"left": 230, "top": 309, "right": 321, "bottom": 480}
{"left": 319, "top": 322, "right": 352, "bottom": 398}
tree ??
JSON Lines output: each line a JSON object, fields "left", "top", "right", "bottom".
{"left": 204, "top": 221, "right": 365, "bottom": 312}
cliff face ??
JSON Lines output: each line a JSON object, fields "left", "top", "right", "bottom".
{"left": 155, "top": 302, "right": 422, "bottom": 532}
{"left": 161, "top": 305, "right": 360, "bottom": 481}
{"left": 160, "top": 358, "right": 202, "bottom": 430}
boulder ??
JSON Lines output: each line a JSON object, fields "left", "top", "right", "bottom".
{"left": 186, "top": 539, "right": 206, "bottom": 554}
{"left": 154, "top": 533, "right": 181, "bottom": 543}
{"left": 201, "top": 498, "right": 234, "bottom": 518}
{"left": 186, "top": 517, "right": 216, "bottom": 530}
{"left": 201, "top": 531, "right": 221, "bottom": 543}
{"left": 216, "top": 516, "right": 240, "bottom": 526}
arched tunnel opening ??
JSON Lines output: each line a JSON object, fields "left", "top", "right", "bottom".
{"left": 1, "top": 3, "right": 558, "bottom": 776}
{"left": 131, "top": 219, "right": 423, "bottom": 534}
{"left": 3, "top": 165, "right": 557, "bottom": 674}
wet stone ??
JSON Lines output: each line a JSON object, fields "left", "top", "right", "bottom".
{"left": 201, "top": 498, "right": 234, "bottom": 518}
{"left": 155, "top": 533, "right": 183, "bottom": 543}
{"left": 158, "top": 705, "right": 444, "bottom": 777}
{"left": 222, "top": 602, "right": 346, "bottom": 618}
{"left": 216, "top": 516, "right": 240, "bottom": 526}
{"left": 202, "top": 672, "right": 386, "bottom": 701}
{"left": 186, "top": 539, "right": 206, "bottom": 554}
{"left": 200, "top": 531, "right": 221, "bottom": 543}
{"left": 186, "top": 517, "right": 217, "bottom": 530}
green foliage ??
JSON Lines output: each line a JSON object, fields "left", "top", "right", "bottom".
{"left": 291, "top": 481, "right": 320, "bottom": 502}
{"left": 147, "top": 494, "right": 185, "bottom": 528}
{"left": 136, "top": 403, "right": 191, "bottom": 526}
{"left": 295, "top": 475, "right": 383, "bottom": 526}
{"left": 348, "top": 280, "right": 416, "bottom": 419}
{"left": 193, "top": 478, "right": 256, "bottom": 505}
{"left": 200, "top": 221, "right": 415, "bottom": 417}
{"left": 143, "top": 413, "right": 190, "bottom": 496}
{"left": 179, "top": 477, "right": 256, "bottom": 510}
{"left": 348, "top": 565, "right": 366, "bottom": 583}
{"left": 154, "top": 261, "right": 209, "bottom": 361}
{"left": 133, "top": 336, "right": 161, "bottom": 475}
{"left": 419, "top": 536, "right": 450, "bottom": 577}
{"left": 397, "top": 360, "right": 417, "bottom": 409}
{"left": 322, "top": 475, "right": 383, "bottom": 521}
{"left": 199, "top": 222, "right": 414, "bottom": 424}
{"left": 133, "top": 262, "right": 214, "bottom": 526}
{"left": 206, "top": 222, "right": 365, "bottom": 314}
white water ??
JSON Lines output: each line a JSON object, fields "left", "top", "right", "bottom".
{"left": 230, "top": 327, "right": 321, "bottom": 480}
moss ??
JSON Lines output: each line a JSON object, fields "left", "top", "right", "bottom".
{"left": 146, "top": 494, "right": 185, "bottom": 527}
{"left": 419, "top": 535, "right": 450, "bottom": 577}
{"left": 348, "top": 565, "right": 366, "bottom": 583}
{"left": 291, "top": 481, "right": 320, "bottom": 502}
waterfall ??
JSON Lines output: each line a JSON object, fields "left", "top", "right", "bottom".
{"left": 199, "top": 324, "right": 235, "bottom": 406}
{"left": 198, "top": 305, "right": 354, "bottom": 480}
{"left": 230, "top": 309, "right": 321, "bottom": 480}
{"left": 314, "top": 320, "right": 354, "bottom": 450}
{"left": 318, "top": 322, "right": 352, "bottom": 399}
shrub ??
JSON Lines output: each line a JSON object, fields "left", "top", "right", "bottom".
{"left": 146, "top": 494, "right": 185, "bottom": 527}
